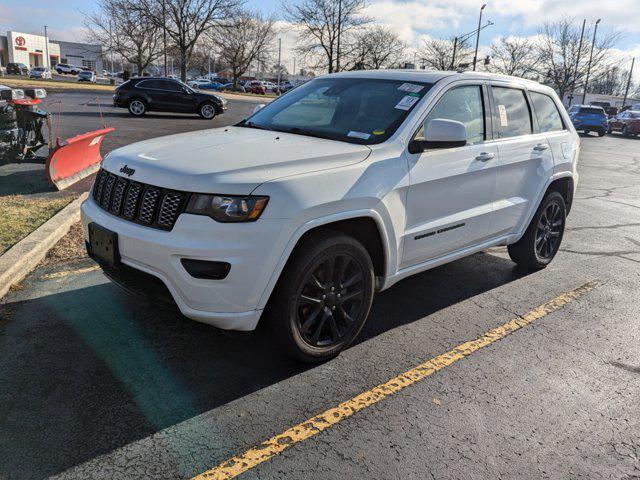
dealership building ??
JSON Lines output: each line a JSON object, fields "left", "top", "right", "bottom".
{"left": 0, "top": 31, "right": 103, "bottom": 72}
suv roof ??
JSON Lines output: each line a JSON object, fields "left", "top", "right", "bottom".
{"left": 320, "top": 69, "right": 554, "bottom": 91}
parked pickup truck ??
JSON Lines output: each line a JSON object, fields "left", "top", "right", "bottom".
{"left": 82, "top": 70, "right": 579, "bottom": 362}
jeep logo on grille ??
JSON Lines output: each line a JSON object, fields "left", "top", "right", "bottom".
{"left": 120, "top": 165, "right": 135, "bottom": 177}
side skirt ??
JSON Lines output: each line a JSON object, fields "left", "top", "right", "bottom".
{"left": 380, "top": 233, "right": 518, "bottom": 291}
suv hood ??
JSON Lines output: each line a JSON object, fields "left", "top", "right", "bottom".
{"left": 102, "top": 126, "right": 371, "bottom": 194}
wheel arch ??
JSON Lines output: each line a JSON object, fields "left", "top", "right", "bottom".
{"left": 128, "top": 95, "right": 148, "bottom": 109}
{"left": 511, "top": 172, "right": 576, "bottom": 244}
{"left": 547, "top": 175, "right": 574, "bottom": 215}
{"left": 256, "top": 210, "right": 394, "bottom": 314}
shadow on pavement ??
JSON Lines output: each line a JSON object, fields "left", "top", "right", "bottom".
{"left": 0, "top": 251, "right": 529, "bottom": 479}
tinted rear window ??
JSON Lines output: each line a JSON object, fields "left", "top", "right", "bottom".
{"left": 530, "top": 92, "right": 564, "bottom": 132}
{"left": 579, "top": 107, "right": 605, "bottom": 115}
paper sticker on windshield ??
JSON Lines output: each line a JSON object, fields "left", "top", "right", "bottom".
{"left": 398, "top": 83, "right": 424, "bottom": 93}
{"left": 372, "top": 130, "right": 385, "bottom": 135}
{"left": 395, "top": 95, "right": 420, "bottom": 110}
{"left": 348, "top": 131, "right": 371, "bottom": 140}
{"left": 498, "top": 104, "right": 508, "bottom": 126}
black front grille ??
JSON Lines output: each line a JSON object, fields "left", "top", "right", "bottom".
{"left": 92, "top": 169, "right": 188, "bottom": 230}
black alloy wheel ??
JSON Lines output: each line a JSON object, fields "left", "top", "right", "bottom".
{"left": 508, "top": 190, "right": 566, "bottom": 269}
{"left": 535, "top": 202, "right": 563, "bottom": 260}
{"left": 269, "top": 232, "right": 375, "bottom": 362}
{"left": 295, "top": 253, "right": 365, "bottom": 348}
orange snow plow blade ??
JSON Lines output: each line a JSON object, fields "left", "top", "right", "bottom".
{"left": 46, "top": 127, "right": 115, "bottom": 190}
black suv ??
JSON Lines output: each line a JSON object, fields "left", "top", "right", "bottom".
{"left": 113, "top": 77, "right": 227, "bottom": 119}
{"left": 6, "top": 63, "right": 30, "bottom": 75}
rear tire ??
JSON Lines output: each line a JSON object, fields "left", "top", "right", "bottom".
{"left": 128, "top": 98, "right": 146, "bottom": 116}
{"left": 508, "top": 191, "right": 566, "bottom": 270}
{"left": 597, "top": 129, "right": 605, "bottom": 137}
{"left": 268, "top": 231, "right": 375, "bottom": 362}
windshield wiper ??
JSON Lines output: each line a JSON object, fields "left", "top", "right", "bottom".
{"left": 283, "top": 127, "right": 337, "bottom": 141}
{"left": 236, "top": 120, "right": 274, "bottom": 131}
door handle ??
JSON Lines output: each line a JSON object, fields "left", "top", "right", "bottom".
{"left": 533, "top": 143, "right": 549, "bottom": 151}
{"left": 475, "top": 152, "right": 495, "bottom": 162}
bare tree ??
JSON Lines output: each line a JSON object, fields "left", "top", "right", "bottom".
{"left": 140, "top": 0, "right": 242, "bottom": 81}
{"left": 489, "top": 36, "right": 537, "bottom": 78}
{"left": 208, "top": 10, "right": 276, "bottom": 87}
{"left": 346, "top": 25, "right": 406, "bottom": 70}
{"left": 85, "top": 0, "right": 162, "bottom": 75}
{"left": 419, "top": 37, "right": 471, "bottom": 70}
{"left": 590, "top": 66, "right": 631, "bottom": 96}
{"left": 283, "top": 0, "right": 369, "bottom": 73}
{"left": 536, "top": 18, "right": 622, "bottom": 100}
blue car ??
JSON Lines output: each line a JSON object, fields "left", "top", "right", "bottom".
{"left": 567, "top": 105, "right": 608, "bottom": 136}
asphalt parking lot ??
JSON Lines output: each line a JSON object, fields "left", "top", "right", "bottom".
{"left": 1, "top": 105, "right": 640, "bottom": 479}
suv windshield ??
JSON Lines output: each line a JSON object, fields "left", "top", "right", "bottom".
{"left": 240, "top": 77, "right": 433, "bottom": 144}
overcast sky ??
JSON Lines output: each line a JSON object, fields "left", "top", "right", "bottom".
{"left": 1, "top": 0, "right": 639, "bottom": 80}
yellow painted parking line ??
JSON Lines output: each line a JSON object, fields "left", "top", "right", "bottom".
{"left": 192, "top": 280, "right": 599, "bottom": 480}
{"left": 41, "top": 265, "right": 100, "bottom": 280}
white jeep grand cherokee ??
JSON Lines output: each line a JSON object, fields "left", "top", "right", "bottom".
{"left": 82, "top": 70, "right": 579, "bottom": 362}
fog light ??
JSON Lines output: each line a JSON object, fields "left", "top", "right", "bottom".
{"left": 181, "top": 259, "right": 231, "bottom": 280}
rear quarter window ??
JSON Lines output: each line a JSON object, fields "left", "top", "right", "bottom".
{"left": 530, "top": 92, "right": 565, "bottom": 133}
{"left": 491, "top": 87, "right": 533, "bottom": 138}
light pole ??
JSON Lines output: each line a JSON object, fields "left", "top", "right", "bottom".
{"left": 569, "top": 19, "right": 586, "bottom": 106}
{"left": 582, "top": 18, "right": 601, "bottom": 104}
{"left": 336, "top": 0, "right": 342, "bottom": 72}
{"left": 452, "top": 20, "right": 493, "bottom": 71}
{"left": 277, "top": 38, "right": 282, "bottom": 93}
{"left": 622, "top": 57, "right": 635, "bottom": 108}
{"left": 162, "top": 0, "right": 168, "bottom": 77}
{"left": 472, "top": 4, "right": 486, "bottom": 71}
{"left": 109, "top": 19, "right": 114, "bottom": 73}
{"left": 43, "top": 25, "right": 50, "bottom": 69}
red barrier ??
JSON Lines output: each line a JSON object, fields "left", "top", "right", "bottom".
{"left": 46, "top": 127, "right": 115, "bottom": 190}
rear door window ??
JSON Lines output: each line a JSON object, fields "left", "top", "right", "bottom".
{"left": 161, "top": 80, "right": 183, "bottom": 92}
{"left": 491, "top": 87, "right": 533, "bottom": 138}
{"left": 530, "top": 92, "right": 565, "bottom": 132}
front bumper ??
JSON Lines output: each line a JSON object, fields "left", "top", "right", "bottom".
{"left": 81, "top": 197, "right": 289, "bottom": 331}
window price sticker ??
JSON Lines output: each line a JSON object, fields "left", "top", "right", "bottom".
{"left": 498, "top": 104, "right": 509, "bottom": 126}
{"left": 395, "top": 95, "right": 420, "bottom": 110}
{"left": 398, "top": 83, "right": 424, "bottom": 93}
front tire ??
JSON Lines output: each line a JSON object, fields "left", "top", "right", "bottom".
{"left": 597, "top": 128, "right": 605, "bottom": 137}
{"left": 508, "top": 191, "right": 566, "bottom": 269}
{"left": 198, "top": 102, "right": 217, "bottom": 119}
{"left": 269, "top": 232, "right": 375, "bottom": 362}
{"left": 622, "top": 126, "right": 630, "bottom": 137}
{"left": 128, "top": 98, "right": 146, "bottom": 116}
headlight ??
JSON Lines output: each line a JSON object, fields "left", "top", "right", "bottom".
{"left": 185, "top": 194, "right": 269, "bottom": 222}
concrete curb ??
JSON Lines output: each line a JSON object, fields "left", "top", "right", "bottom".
{"left": 0, "top": 192, "right": 88, "bottom": 299}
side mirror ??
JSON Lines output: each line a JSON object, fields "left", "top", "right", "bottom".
{"left": 253, "top": 104, "right": 266, "bottom": 114}
{"left": 408, "top": 118, "right": 468, "bottom": 154}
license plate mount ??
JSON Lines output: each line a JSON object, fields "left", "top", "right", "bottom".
{"left": 88, "top": 223, "right": 120, "bottom": 265}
